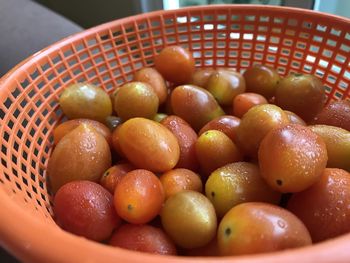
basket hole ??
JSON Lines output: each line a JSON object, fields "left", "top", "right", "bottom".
{"left": 63, "top": 48, "right": 73, "bottom": 57}
{"left": 11, "top": 87, "right": 21, "bottom": 99}
{"left": 316, "top": 24, "right": 327, "bottom": 32}
{"left": 30, "top": 69, "right": 40, "bottom": 81}
{"left": 1, "top": 145, "right": 7, "bottom": 155}
{"left": 20, "top": 98, "right": 28, "bottom": 108}
{"left": 335, "top": 54, "right": 346, "bottom": 64}
{"left": 8, "top": 119, "right": 14, "bottom": 129}
{"left": 1, "top": 158, "right": 7, "bottom": 167}
{"left": 345, "top": 32, "right": 350, "bottom": 40}
{"left": 26, "top": 139, "right": 31, "bottom": 149}
{"left": 41, "top": 63, "right": 50, "bottom": 72}
{"left": 302, "top": 21, "right": 313, "bottom": 29}
{"left": 15, "top": 182, "right": 22, "bottom": 191}
{"left": 309, "top": 45, "right": 319, "bottom": 53}
{"left": 12, "top": 167, "right": 18, "bottom": 177}
{"left": 4, "top": 98, "right": 12, "bottom": 109}
{"left": 11, "top": 154, "right": 17, "bottom": 164}
{"left": 13, "top": 109, "right": 21, "bottom": 118}
{"left": 4, "top": 131, "right": 10, "bottom": 142}
{"left": 0, "top": 109, "right": 5, "bottom": 119}
{"left": 13, "top": 141, "right": 19, "bottom": 152}
{"left": 22, "top": 151, "right": 28, "bottom": 160}
{"left": 340, "top": 44, "right": 350, "bottom": 52}
{"left": 287, "top": 19, "right": 298, "bottom": 27}
{"left": 330, "top": 28, "right": 341, "bottom": 36}
{"left": 326, "top": 39, "right": 337, "bottom": 47}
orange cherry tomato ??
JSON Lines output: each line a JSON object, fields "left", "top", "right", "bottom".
{"left": 114, "top": 169, "right": 165, "bottom": 224}
{"left": 159, "top": 168, "right": 202, "bottom": 199}
{"left": 100, "top": 163, "right": 136, "bottom": 193}
{"left": 233, "top": 92, "right": 268, "bottom": 118}
{"left": 155, "top": 45, "right": 195, "bottom": 84}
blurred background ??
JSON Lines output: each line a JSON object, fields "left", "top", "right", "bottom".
{"left": 1, "top": 0, "right": 350, "bottom": 77}
{"left": 0, "top": 0, "right": 349, "bottom": 261}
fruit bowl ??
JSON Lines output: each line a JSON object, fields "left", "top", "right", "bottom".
{"left": 0, "top": 4, "right": 349, "bottom": 263}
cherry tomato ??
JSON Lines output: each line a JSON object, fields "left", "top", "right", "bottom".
{"left": 100, "top": 163, "right": 135, "bottom": 193}
{"left": 233, "top": 92, "right": 268, "bottom": 118}
{"left": 171, "top": 85, "right": 225, "bottom": 131}
{"left": 59, "top": 83, "right": 112, "bottom": 123}
{"left": 114, "top": 169, "right": 165, "bottom": 224}
{"left": 118, "top": 118, "right": 180, "bottom": 172}
{"left": 236, "top": 104, "right": 289, "bottom": 158}
{"left": 196, "top": 130, "right": 242, "bottom": 176}
{"left": 48, "top": 124, "right": 111, "bottom": 193}
{"left": 259, "top": 124, "right": 328, "bottom": 193}
{"left": 206, "top": 69, "right": 246, "bottom": 106}
{"left": 275, "top": 74, "right": 325, "bottom": 122}
{"left": 243, "top": 65, "right": 280, "bottom": 99}
{"left": 54, "top": 180, "right": 120, "bottom": 241}
{"left": 161, "top": 191, "right": 217, "bottom": 249}
{"left": 205, "top": 162, "right": 280, "bottom": 218}
{"left": 109, "top": 224, "right": 177, "bottom": 255}
{"left": 312, "top": 100, "right": 350, "bottom": 131}
{"left": 218, "top": 202, "right": 311, "bottom": 256}
{"left": 160, "top": 168, "right": 202, "bottom": 199}
{"left": 155, "top": 45, "right": 195, "bottom": 84}
{"left": 114, "top": 82, "right": 159, "bottom": 121}
{"left": 287, "top": 168, "right": 350, "bottom": 242}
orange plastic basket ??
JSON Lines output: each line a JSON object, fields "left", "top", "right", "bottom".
{"left": 0, "top": 4, "right": 350, "bottom": 263}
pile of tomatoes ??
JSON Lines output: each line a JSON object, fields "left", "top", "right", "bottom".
{"left": 48, "top": 45, "right": 350, "bottom": 257}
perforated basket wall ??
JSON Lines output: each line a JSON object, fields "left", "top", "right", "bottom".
{"left": 0, "top": 5, "right": 349, "bottom": 263}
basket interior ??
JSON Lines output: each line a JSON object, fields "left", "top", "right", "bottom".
{"left": 0, "top": 5, "right": 350, "bottom": 227}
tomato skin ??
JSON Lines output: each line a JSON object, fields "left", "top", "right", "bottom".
{"left": 205, "top": 162, "right": 281, "bottom": 218}
{"left": 113, "top": 82, "right": 159, "bottom": 121}
{"left": 100, "top": 163, "right": 135, "bottom": 193}
{"left": 258, "top": 124, "right": 328, "bottom": 193}
{"left": 114, "top": 169, "right": 165, "bottom": 224}
{"left": 160, "top": 168, "right": 202, "bottom": 199}
{"left": 161, "top": 190, "right": 217, "bottom": 249}
{"left": 287, "top": 168, "right": 350, "bottom": 243}
{"left": 171, "top": 85, "right": 225, "bottom": 131}
{"left": 243, "top": 65, "right": 280, "bottom": 99}
{"left": 233, "top": 92, "right": 268, "bottom": 118}
{"left": 191, "top": 68, "right": 215, "bottom": 88}
{"left": 284, "top": 110, "right": 306, "bottom": 126}
{"left": 109, "top": 224, "right": 177, "bottom": 255}
{"left": 54, "top": 181, "right": 120, "bottom": 241}
{"left": 198, "top": 115, "right": 240, "bottom": 143}
{"left": 312, "top": 100, "right": 350, "bottom": 131}
{"left": 206, "top": 69, "right": 246, "bottom": 106}
{"left": 161, "top": 115, "right": 199, "bottom": 171}
{"left": 53, "top": 118, "right": 112, "bottom": 146}
{"left": 59, "top": 83, "right": 112, "bottom": 123}
{"left": 118, "top": 118, "right": 180, "bottom": 173}
{"left": 155, "top": 45, "right": 195, "bottom": 84}
{"left": 236, "top": 104, "right": 289, "bottom": 158}
{"left": 48, "top": 124, "right": 112, "bottom": 193}
{"left": 275, "top": 74, "right": 325, "bottom": 122}
{"left": 217, "top": 202, "right": 312, "bottom": 256}
{"left": 134, "top": 67, "right": 168, "bottom": 104}
{"left": 196, "top": 130, "right": 242, "bottom": 176}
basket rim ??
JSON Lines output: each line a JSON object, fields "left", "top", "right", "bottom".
{"left": 1, "top": 4, "right": 350, "bottom": 263}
